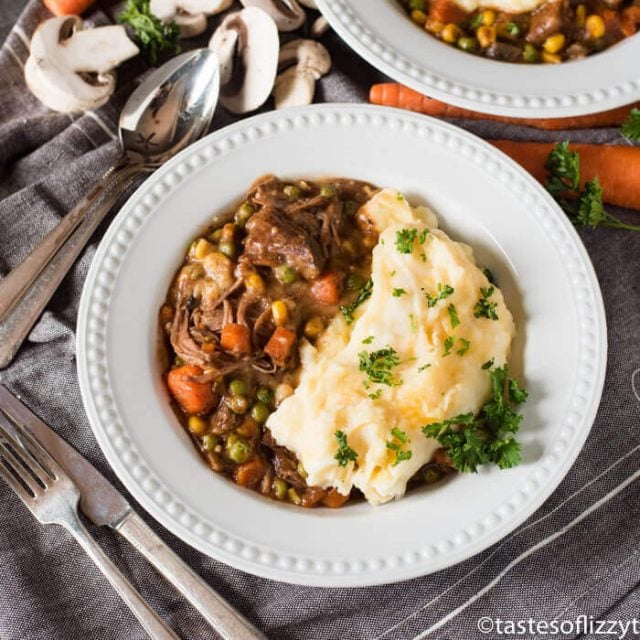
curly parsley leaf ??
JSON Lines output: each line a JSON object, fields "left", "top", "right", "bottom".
{"left": 426, "top": 283, "right": 455, "bottom": 308}
{"left": 118, "top": 0, "right": 180, "bottom": 65}
{"left": 474, "top": 286, "right": 499, "bottom": 320}
{"left": 418, "top": 229, "right": 430, "bottom": 244}
{"left": 340, "top": 278, "right": 373, "bottom": 324}
{"left": 545, "top": 141, "right": 580, "bottom": 195}
{"left": 421, "top": 366, "right": 526, "bottom": 472}
{"left": 334, "top": 431, "right": 358, "bottom": 467}
{"left": 386, "top": 428, "right": 412, "bottom": 466}
{"left": 447, "top": 303, "right": 460, "bottom": 329}
{"left": 359, "top": 347, "right": 403, "bottom": 387}
{"left": 443, "top": 335, "right": 455, "bottom": 357}
{"left": 621, "top": 108, "right": 640, "bottom": 141}
{"left": 393, "top": 288, "right": 407, "bottom": 297}
{"left": 395, "top": 228, "right": 418, "bottom": 254}
{"left": 456, "top": 338, "right": 471, "bottom": 356}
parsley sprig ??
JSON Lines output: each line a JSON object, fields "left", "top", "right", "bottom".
{"left": 119, "top": 0, "right": 180, "bottom": 65}
{"left": 426, "top": 283, "right": 454, "bottom": 308}
{"left": 546, "top": 142, "right": 640, "bottom": 233}
{"left": 621, "top": 108, "right": 640, "bottom": 142}
{"left": 422, "top": 365, "right": 527, "bottom": 472}
{"left": 474, "top": 286, "right": 499, "bottom": 320}
{"left": 359, "top": 347, "right": 403, "bottom": 387}
{"left": 395, "top": 228, "right": 418, "bottom": 254}
{"left": 334, "top": 431, "right": 358, "bottom": 467}
{"left": 340, "top": 278, "right": 373, "bottom": 324}
{"left": 386, "top": 427, "right": 412, "bottom": 466}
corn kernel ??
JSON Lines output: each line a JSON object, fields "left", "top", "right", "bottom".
{"left": 576, "top": 4, "right": 586, "bottom": 26}
{"left": 543, "top": 33, "right": 566, "bottom": 53}
{"left": 541, "top": 51, "right": 562, "bottom": 63}
{"left": 425, "top": 17, "right": 445, "bottom": 33}
{"left": 271, "top": 300, "right": 289, "bottom": 326}
{"left": 220, "top": 223, "right": 236, "bottom": 244}
{"left": 410, "top": 9, "right": 428, "bottom": 25}
{"left": 481, "top": 10, "right": 496, "bottom": 26}
{"left": 304, "top": 316, "right": 325, "bottom": 339}
{"left": 190, "top": 238, "right": 214, "bottom": 260}
{"left": 245, "top": 271, "right": 265, "bottom": 293}
{"left": 476, "top": 25, "right": 496, "bottom": 47}
{"left": 188, "top": 416, "right": 208, "bottom": 436}
{"left": 441, "top": 23, "right": 463, "bottom": 43}
{"left": 585, "top": 14, "right": 605, "bottom": 38}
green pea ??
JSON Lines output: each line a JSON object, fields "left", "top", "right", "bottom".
{"left": 523, "top": 43, "right": 539, "bottom": 62}
{"left": 296, "top": 463, "right": 308, "bottom": 480}
{"left": 251, "top": 403, "right": 270, "bottom": 424}
{"left": 273, "top": 478, "right": 288, "bottom": 500}
{"left": 346, "top": 272, "right": 366, "bottom": 291}
{"left": 409, "top": 0, "right": 426, "bottom": 9}
{"left": 423, "top": 465, "right": 442, "bottom": 484}
{"left": 225, "top": 434, "right": 251, "bottom": 463}
{"left": 287, "top": 487, "right": 302, "bottom": 505}
{"left": 320, "top": 185, "right": 336, "bottom": 198}
{"left": 457, "top": 37, "right": 478, "bottom": 51}
{"left": 275, "top": 264, "right": 297, "bottom": 284}
{"left": 218, "top": 241, "right": 235, "bottom": 259}
{"left": 229, "top": 378, "right": 249, "bottom": 396}
{"left": 234, "top": 202, "right": 254, "bottom": 227}
{"left": 256, "top": 386, "right": 274, "bottom": 406}
{"left": 201, "top": 434, "right": 219, "bottom": 452}
{"left": 226, "top": 394, "right": 249, "bottom": 415}
{"left": 283, "top": 185, "right": 301, "bottom": 199}
{"left": 344, "top": 200, "right": 359, "bottom": 216}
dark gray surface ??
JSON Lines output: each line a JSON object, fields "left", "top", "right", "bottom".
{"left": 1, "top": 2, "right": 640, "bottom": 640}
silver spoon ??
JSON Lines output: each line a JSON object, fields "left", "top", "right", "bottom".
{"left": 0, "top": 48, "right": 220, "bottom": 369}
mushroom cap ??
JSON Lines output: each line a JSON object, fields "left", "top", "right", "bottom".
{"left": 174, "top": 11, "right": 209, "bottom": 38}
{"left": 297, "top": 0, "right": 317, "bottom": 7}
{"left": 25, "top": 17, "right": 138, "bottom": 113}
{"left": 279, "top": 38, "right": 331, "bottom": 79}
{"left": 239, "top": 0, "right": 306, "bottom": 31}
{"left": 209, "top": 7, "right": 279, "bottom": 114}
{"left": 151, "top": 0, "right": 234, "bottom": 20}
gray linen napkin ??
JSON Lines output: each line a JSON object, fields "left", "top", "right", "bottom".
{"left": 1, "top": 2, "right": 639, "bottom": 639}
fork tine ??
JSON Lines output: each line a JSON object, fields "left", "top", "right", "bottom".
{"left": 0, "top": 409, "right": 58, "bottom": 482}
{"left": 0, "top": 438, "right": 43, "bottom": 495}
{"left": 0, "top": 454, "right": 36, "bottom": 504}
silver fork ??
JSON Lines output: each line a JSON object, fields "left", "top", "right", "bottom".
{"left": 0, "top": 410, "right": 180, "bottom": 640}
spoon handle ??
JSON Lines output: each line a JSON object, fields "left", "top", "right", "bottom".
{"left": 0, "top": 161, "right": 147, "bottom": 369}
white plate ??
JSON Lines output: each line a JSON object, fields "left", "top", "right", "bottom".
{"left": 77, "top": 105, "right": 606, "bottom": 587}
{"left": 317, "top": 0, "right": 640, "bottom": 117}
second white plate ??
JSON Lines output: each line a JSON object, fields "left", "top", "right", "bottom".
{"left": 77, "top": 105, "right": 606, "bottom": 586}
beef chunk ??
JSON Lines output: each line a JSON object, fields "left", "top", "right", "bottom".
{"left": 485, "top": 42, "right": 523, "bottom": 61}
{"left": 526, "top": 0, "right": 568, "bottom": 45}
{"left": 242, "top": 206, "right": 326, "bottom": 280}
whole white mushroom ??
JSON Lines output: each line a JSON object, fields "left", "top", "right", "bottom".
{"left": 150, "top": 0, "right": 234, "bottom": 38}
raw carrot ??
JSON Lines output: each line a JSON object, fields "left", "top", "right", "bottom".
{"left": 264, "top": 327, "right": 297, "bottom": 367}
{"left": 369, "top": 83, "right": 639, "bottom": 130}
{"left": 166, "top": 364, "right": 215, "bottom": 415}
{"left": 221, "top": 323, "right": 252, "bottom": 355}
{"left": 311, "top": 272, "right": 341, "bottom": 305}
{"left": 489, "top": 140, "right": 640, "bottom": 210}
{"left": 43, "top": 0, "right": 95, "bottom": 15}
{"left": 428, "top": 0, "right": 469, "bottom": 25}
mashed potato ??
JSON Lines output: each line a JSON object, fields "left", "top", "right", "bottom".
{"left": 266, "top": 189, "right": 515, "bottom": 505}
{"left": 452, "top": 0, "right": 544, "bottom": 14}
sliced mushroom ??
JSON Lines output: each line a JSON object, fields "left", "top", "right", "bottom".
{"left": 24, "top": 17, "right": 139, "bottom": 113}
{"left": 310, "top": 15, "right": 329, "bottom": 38}
{"left": 209, "top": 8, "right": 279, "bottom": 114}
{"left": 239, "top": 0, "right": 306, "bottom": 31}
{"left": 150, "top": 0, "right": 234, "bottom": 38}
{"left": 274, "top": 38, "right": 331, "bottom": 109}
{"left": 297, "top": 0, "right": 317, "bottom": 7}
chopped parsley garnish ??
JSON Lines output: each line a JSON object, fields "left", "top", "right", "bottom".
{"left": 362, "top": 335, "right": 374, "bottom": 344}
{"left": 409, "top": 313, "right": 417, "bottom": 332}
{"left": 418, "top": 229, "right": 429, "bottom": 244}
{"left": 483, "top": 267, "right": 496, "bottom": 285}
{"left": 621, "top": 108, "right": 640, "bottom": 141}
{"left": 545, "top": 142, "right": 640, "bottom": 233}
{"left": 369, "top": 389, "right": 382, "bottom": 400}
{"left": 395, "top": 228, "right": 418, "bottom": 254}
{"left": 359, "top": 347, "right": 403, "bottom": 387}
{"left": 457, "top": 338, "right": 471, "bottom": 356}
{"left": 396, "top": 192, "right": 406, "bottom": 201}
{"left": 443, "top": 335, "right": 455, "bottom": 357}
{"left": 505, "top": 21, "right": 520, "bottom": 35}
{"left": 118, "top": 0, "right": 180, "bottom": 64}
{"left": 340, "top": 278, "right": 373, "bottom": 324}
{"left": 422, "top": 365, "right": 527, "bottom": 472}
{"left": 334, "top": 431, "right": 358, "bottom": 467}
{"left": 482, "top": 358, "right": 495, "bottom": 370}
{"left": 474, "top": 286, "right": 499, "bottom": 320}
{"left": 393, "top": 288, "right": 407, "bottom": 297}
{"left": 386, "top": 428, "right": 412, "bottom": 466}
{"left": 418, "top": 363, "right": 432, "bottom": 372}
{"left": 469, "top": 13, "right": 484, "bottom": 29}
{"left": 426, "top": 283, "right": 454, "bottom": 308}
{"left": 447, "top": 303, "right": 460, "bottom": 329}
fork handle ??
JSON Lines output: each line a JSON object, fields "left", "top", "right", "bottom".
{"left": 116, "top": 512, "right": 267, "bottom": 640}
{"left": 64, "top": 511, "right": 180, "bottom": 640}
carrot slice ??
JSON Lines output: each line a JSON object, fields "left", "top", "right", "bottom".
{"left": 233, "top": 458, "right": 267, "bottom": 488}
{"left": 43, "top": 0, "right": 95, "bottom": 15}
{"left": 311, "top": 272, "right": 341, "bottom": 305}
{"left": 322, "top": 488, "right": 350, "bottom": 508}
{"left": 428, "top": 0, "right": 469, "bottom": 24}
{"left": 369, "top": 83, "right": 638, "bottom": 130}
{"left": 264, "top": 327, "right": 297, "bottom": 367}
{"left": 221, "top": 323, "right": 251, "bottom": 355}
{"left": 166, "top": 365, "right": 215, "bottom": 415}
{"left": 490, "top": 139, "right": 640, "bottom": 210}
